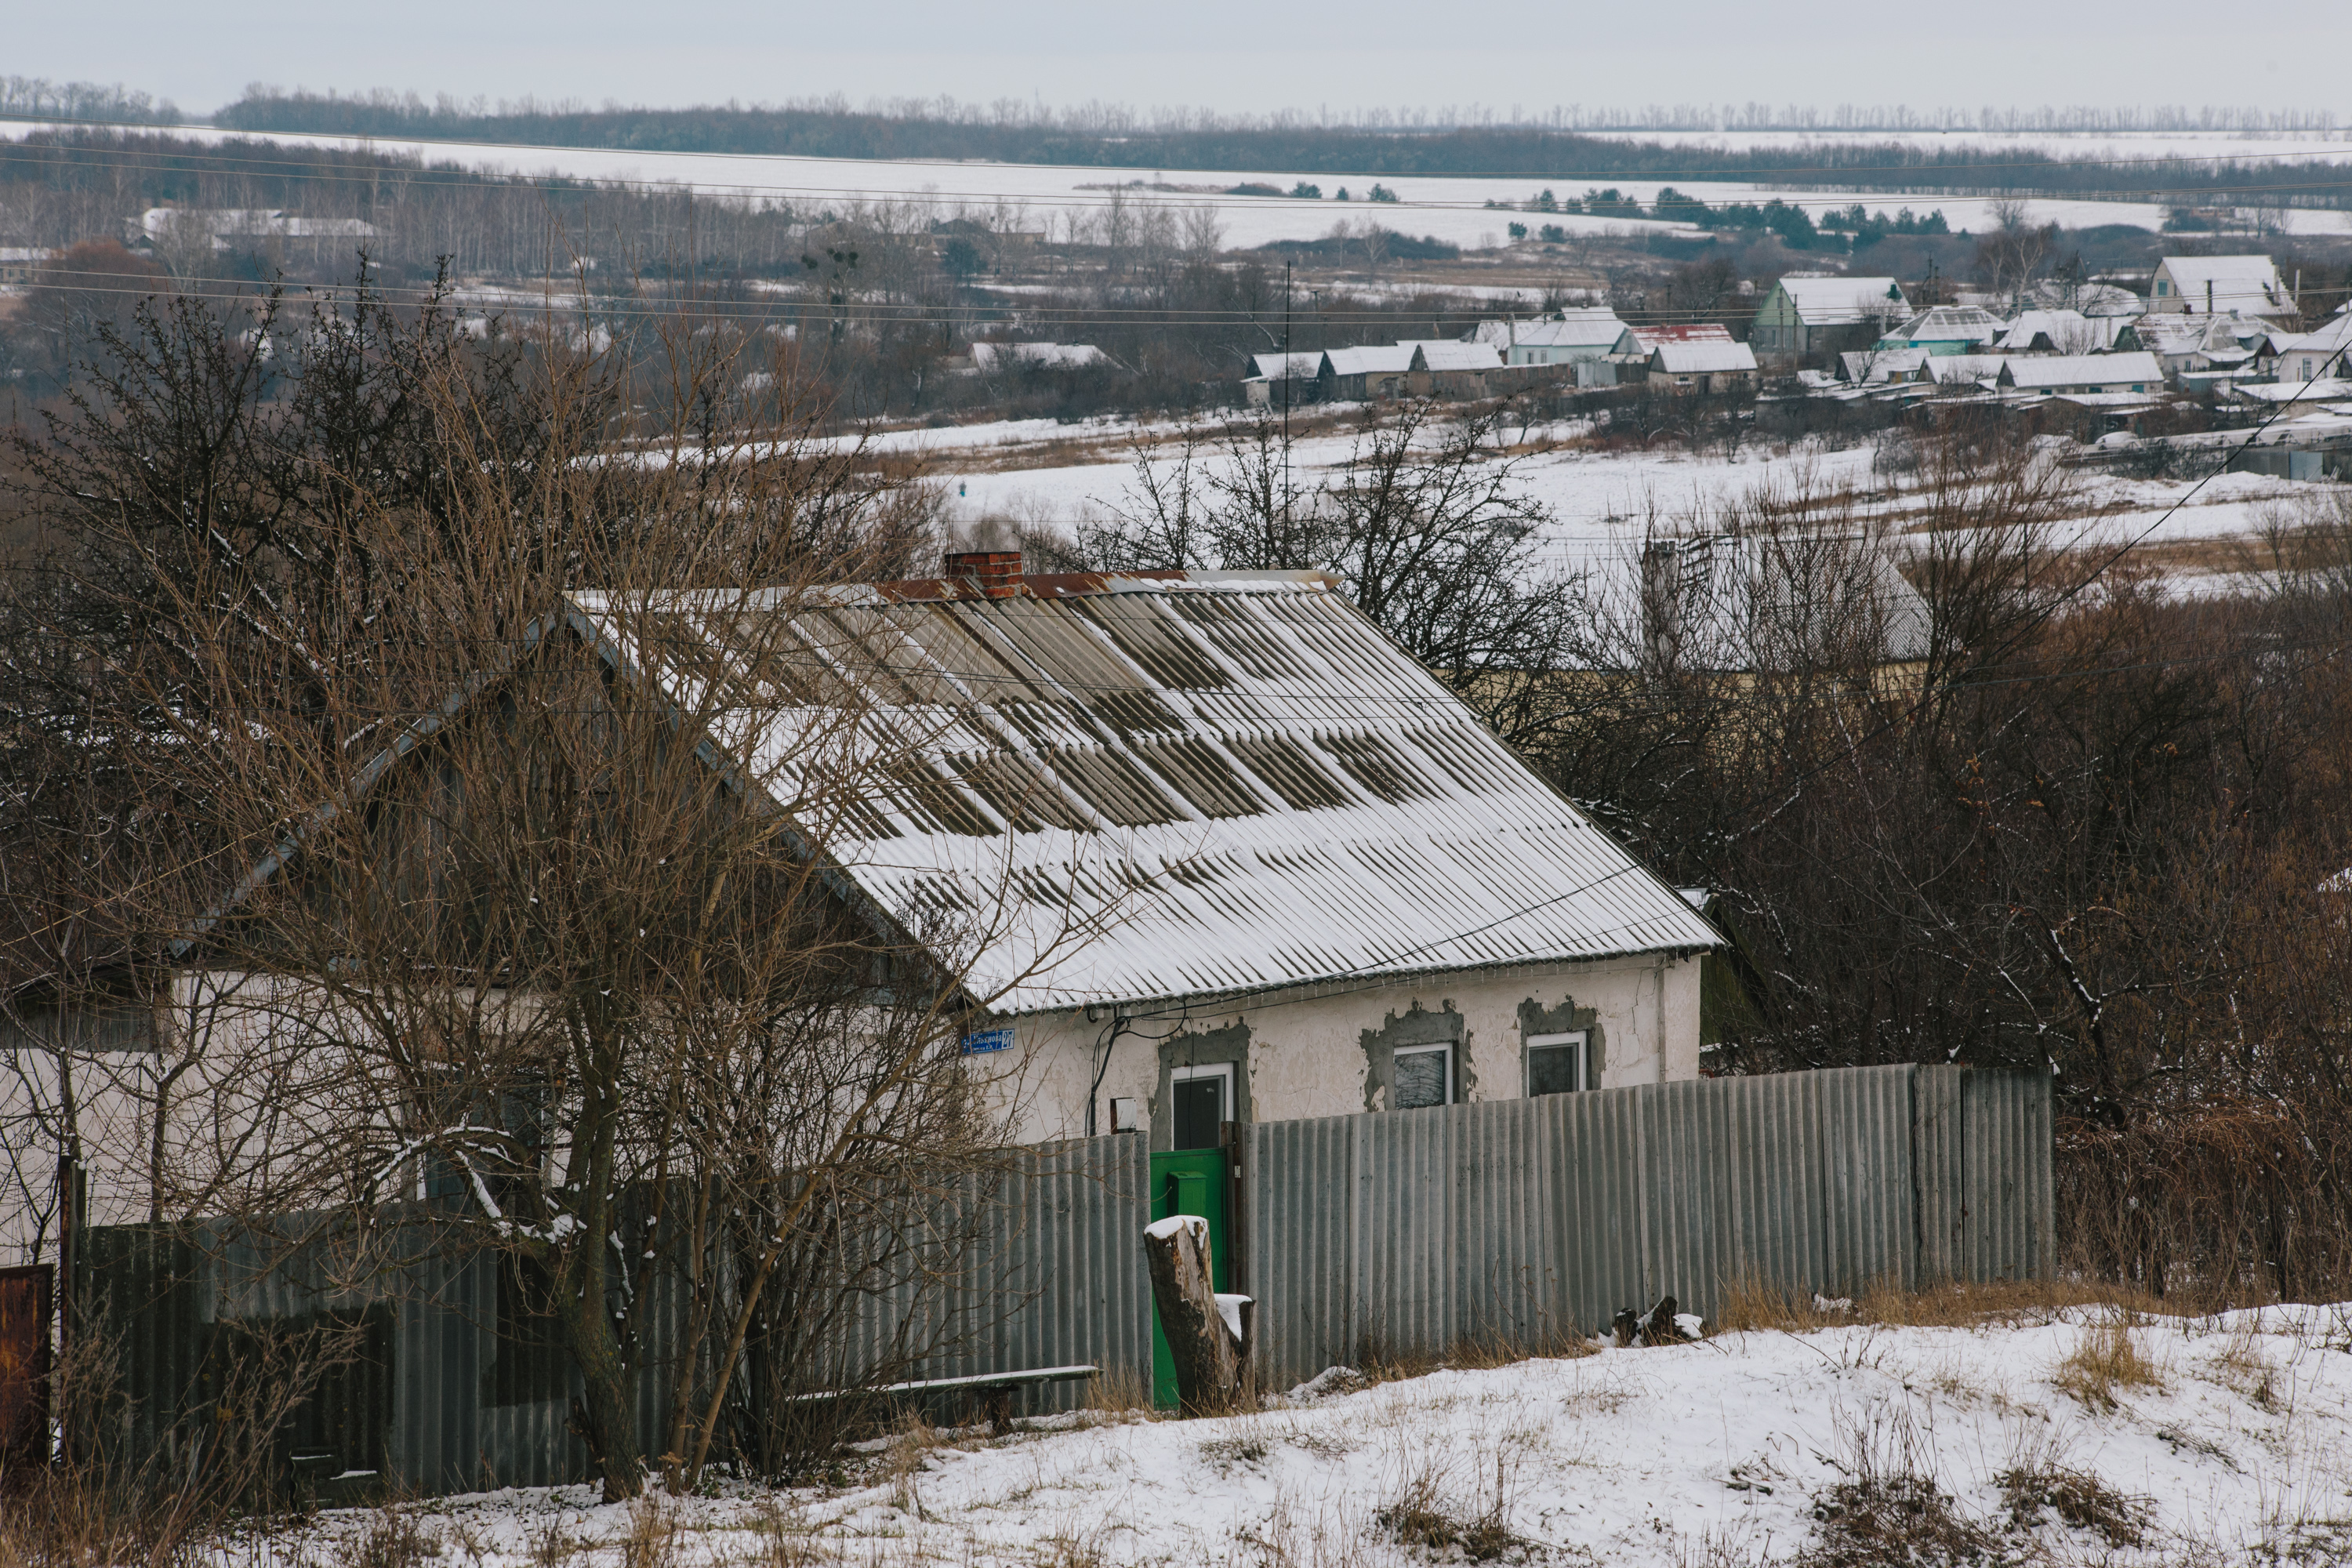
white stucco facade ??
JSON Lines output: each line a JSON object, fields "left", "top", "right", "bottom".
{"left": 991, "top": 953, "right": 1703, "bottom": 1150}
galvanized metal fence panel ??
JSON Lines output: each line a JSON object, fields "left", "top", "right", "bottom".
{"left": 79, "top": 1066, "right": 2049, "bottom": 1493}
{"left": 1245, "top": 1065, "right": 2049, "bottom": 1388}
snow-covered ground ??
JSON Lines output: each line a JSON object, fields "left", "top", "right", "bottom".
{"left": 248, "top": 1302, "right": 2352, "bottom": 1566}
{"left": 29, "top": 120, "right": 2352, "bottom": 249}
{"left": 913, "top": 419, "right": 2323, "bottom": 582}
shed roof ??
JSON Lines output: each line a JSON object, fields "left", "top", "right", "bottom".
{"left": 1509, "top": 310, "right": 1629, "bottom": 349}
{"left": 1617, "top": 322, "right": 1736, "bottom": 354}
{"left": 1410, "top": 341, "right": 1504, "bottom": 372}
{"left": 1997, "top": 351, "right": 2162, "bottom": 388}
{"left": 1882, "top": 306, "right": 2003, "bottom": 346}
{"left": 1250, "top": 350, "right": 1324, "bottom": 379}
{"left": 565, "top": 572, "right": 1716, "bottom": 1015}
{"left": 1651, "top": 340, "right": 1759, "bottom": 374}
{"left": 1321, "top": 346, "right": 1415, "bottom": 377}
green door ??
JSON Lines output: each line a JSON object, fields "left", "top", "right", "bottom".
{"left": 1147, "top": 1147, "right": 1232, "bottom": 1409}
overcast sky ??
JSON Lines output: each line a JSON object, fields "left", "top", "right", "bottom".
{"left": 14, "top": 0, "right": 2348, "bottom": 124}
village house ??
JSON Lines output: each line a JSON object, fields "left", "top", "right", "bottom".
{"left": 2260, "top": 314, "right": 2352, "bottom": 385}
{"left": 1407, "top": 339, "right": 1504, "bottom": 397}
{"left": 1646, "top": 339, "right": 1760, "bottom": 393}
{"left": 1994, "top": 310, "right": 2121, "bottom": 354}
{"left": 1318, "top": 345, "right": 1416, "bottom": 401}
{"left": 1872, "top": 305, "right": 2005, "bottom": 354}
{"left": 1243, "top": 350, "right": 1324, "bottom": 406}
{"left": 2147, "top": 255, "right": 2296, "bottom": 320}
{"left": 13, "top": 558, "right": 1720, "bottom": 1251}
{"left": 1469, "top": 308, "right": 1629, "bottom": 369}
{"left": 0, "top": 248, "right": 53, "bottom": 288}
{"left": 1994, "top": 351, "right": 2163, "bottom": 395}
{"left": 2117, "top": 314, "right": 2272, "bottom": 379}
{"left": 1750, "top": 274, "right": 1910, "bottom": 358}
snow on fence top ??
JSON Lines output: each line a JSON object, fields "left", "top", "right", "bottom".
{"left": 565, "top": 571, "right": 1717, "bottom": 1015}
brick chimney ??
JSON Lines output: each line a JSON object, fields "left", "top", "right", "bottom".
{"left": 943, "top": 550, "right": 1023, "bottom": 598}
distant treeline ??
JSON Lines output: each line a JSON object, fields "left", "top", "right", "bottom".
{"left": 208, "top": 89, "right": 2352, "bottom": 206}
{"left": 0, "top": 77, "right": 181, "bottom": 125}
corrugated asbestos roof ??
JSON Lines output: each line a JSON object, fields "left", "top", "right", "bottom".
{"left": 567, "top": 572, "right": 1717, "bottom": 1017}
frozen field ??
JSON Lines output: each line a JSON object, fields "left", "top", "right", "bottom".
{"left": 904, "top": 416, "right": 2321, "bottom": 582}
{"left": 245, "top": 1302, "right": 2352, "bottom": 1567}
{"left": 36, "top": 121, "right": 2352, "bottom": 249}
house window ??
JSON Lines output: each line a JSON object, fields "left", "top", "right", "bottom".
{"left": 1525, "top": 1030, "right": 1593, "bottom": 1096}
{"left": 2157, "top": 280, "right": 2169, "bottom": 296}
{"left": 1392, "top": 1044, "right": 1454, "bottom": 1109}
{"left": 1171, "top": 1062, "right": 1234, "bottom": 1149}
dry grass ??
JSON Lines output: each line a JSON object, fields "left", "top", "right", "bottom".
{"left": 1997, "top": 1461, "right": 2154, "bottom": 1548}
{"left": 1715, "top": 1272, "right": 2172, "bottom": 1334}
{"left": 1371, "top": 1453, "right": 1526, "bottom": 1563}
{"left": 2053, "top": 1316, "right": 2165, "bottom": 1411}
{"left": 1081, "top": 1364, "right": 1163, "bottom": 1417}
{"left": 621, "top": 1491, "right": 681, "bottom": 1568}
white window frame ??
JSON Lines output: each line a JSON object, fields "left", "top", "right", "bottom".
{"left": 1525, "top": 1029, "right": 1592, "bottom": 1096}
{"left": 1391, "top": 1043, "right": 1456, "bottom": 1109}
{"left": 1170, "top": 1061, "right": 1235, "bottom": 1134}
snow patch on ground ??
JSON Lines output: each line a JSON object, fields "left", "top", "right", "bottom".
{"left": 246, "top": 1304, "right": 2352, "bottom": 1566}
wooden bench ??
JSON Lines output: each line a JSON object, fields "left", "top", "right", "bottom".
{"left": 792, "top": 1363, "right": 1098, "bottom": 1436}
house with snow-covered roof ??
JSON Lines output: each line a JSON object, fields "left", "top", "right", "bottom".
{"left": 1751, "top": 274, "right": 1910, "bottom": 358}
{"left": 1318, "top": 346, "right": 1417, "bottom": 401}
{"left": 1995, "top": 352, "right": 2162, "bottom": 394}
{"left": 2148, "top": 256, "right": 2296, "bottom": 320}
{"left": 1475, "top": 308, "right": 1628, "bottom": 366}
{"left": 1873, "top": 307, "right": 2004, "bottom": 354}
{"left": 560, "top": 557, "right": 1721, "bottom": 1147}
{"left": 1645, "top": 339, "right": 1759, "bottom": 392}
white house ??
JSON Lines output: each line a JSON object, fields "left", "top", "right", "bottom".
{"left": 1474, "top": 308, "right": 1629, "bottom": 366}
{"left": 2147, "top": 256, "right": 2296, "bottom": 319}
{"left": 597, "top": 559, "right": 1716, "bottom": 1149}
{"left": 2261, "top": 316, "right": 2352, "bottom": 385}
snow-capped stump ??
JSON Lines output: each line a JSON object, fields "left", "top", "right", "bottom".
{"left": 1142, "top": 1214, "right": 1250, "bottom": 1411}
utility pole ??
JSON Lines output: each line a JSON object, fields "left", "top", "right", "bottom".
{"left": 1283, "top": 261, "right": 1294, "bottom": 535}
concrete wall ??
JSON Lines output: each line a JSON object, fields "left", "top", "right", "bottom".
{"left": 996, "top": 954, "right": 1703, "bottom": 1149}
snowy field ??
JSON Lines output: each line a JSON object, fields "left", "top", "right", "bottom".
{"left": 246, "top": 1302, "right": 2352, "bottom": 1567}
{"left": 895, "top": 416, "right": 2324, "bottom": 583}
{"left": 31, "top": 120, "right": 2352, "bottom": 249}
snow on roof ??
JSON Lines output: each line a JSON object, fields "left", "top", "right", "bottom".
{"left": 1650, "top": 339, "right": 1759, "bottom": 374}
{"left": 1839, "top": 347, "right": 1930, "bottom": 384}
{"left": 1769, "top": 274, "right": 1909, "bottom": 325}
{"left": 1882, "top": 306, "right": 2003, "bottom": 345}
{"left": 1410, "top": 341, "right": 1504, "bottom": 372}
{"left": 1615, "top": 322, "right": 1737, "bottom": 354}
{"left": 564, "top": 572, "right": 1717, "bottom": 1015}
{"left": 971, "top": 342, "right": 1109, "bottom": 370}
{"left": 1922, "top": 354, "right": 2010, "bottom": 384}
{"left": 1249, "top": 351, "right": 1323, "bottom": 379}
{"left": 2155, "top": 255, "right": 2293, "bottom": 314}
{"left": 1508, "top": 310, "right": 1630, "bottom": 349}
{"left": 1642, "top": 534, "right": 1932, "bottom": 671}
{"left": 1994, "top": 310, "right": 2120, "bottom": 353}
{"left": 1321, "top": 346, "right": 1416, "bottom": 377}
{"left": 2024, "top": 280, "right": 2145, "bottom": 318}
{"left": 2269, "top": 317, "right": 2352, "bottom": 359}
{"left": 1997, "top": 352, "right": 2162, "bottom": 389}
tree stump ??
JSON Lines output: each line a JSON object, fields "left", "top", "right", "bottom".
{"left": 1143, "top": 1214, "right": 1245, "bottom": 1412}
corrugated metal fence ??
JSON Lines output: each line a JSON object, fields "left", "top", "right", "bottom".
{"left": 1243, "top": 1064, "right": 2050, "bottom": 1386}
{"left": 77, "top": 1064, "right": 2043, "bottom": 1493}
